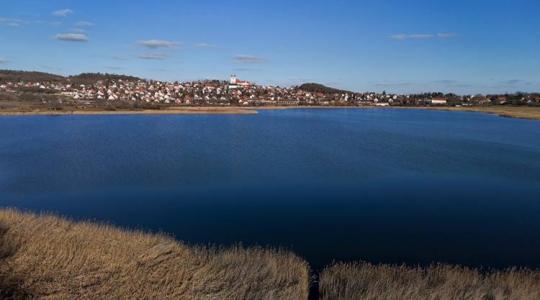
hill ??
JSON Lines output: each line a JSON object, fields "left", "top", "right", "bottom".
{"left": 296, "top": 83, "right": 351, "bottom": 94}
{"left": 69, "top": 73, "right": 142, "bottom": 84}
{"left": 0, "top": 70, "right": 65, "bottom": 83}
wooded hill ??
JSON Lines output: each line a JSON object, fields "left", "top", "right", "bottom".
{"left": 0, "top": 70, "right": 142, "bottom": 84}
{"left": 296, "top": 83, "right": 352, "bottom": 94}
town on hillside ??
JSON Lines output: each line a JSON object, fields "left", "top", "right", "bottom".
{"left": 1, "top": 70, "right": 539, "bottom": 110}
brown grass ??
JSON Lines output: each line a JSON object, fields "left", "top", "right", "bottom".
{"left": 412, "top": 106, "right": 540, "bottom": 120}
{"left": 319, "top": 262, "right": 540, "bottom": 300}
{"left": 4, "top": 208, "right": 540, "bottom": 300}
{"left": 0, "top": 209, "right": 309, "bottom": 299}
{"left": 0, "top": 106, "right": 258, "bottom": 116}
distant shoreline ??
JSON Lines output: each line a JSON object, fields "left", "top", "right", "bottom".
{"left": 0, "top": 105, "right": 539, "bottom": 120}
{"left": 0, "top": 106, "right": 258, "bottom": 116}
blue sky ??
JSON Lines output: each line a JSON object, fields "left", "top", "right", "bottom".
{"left": 1, "top": 0, "right": 539, "bottom": 94}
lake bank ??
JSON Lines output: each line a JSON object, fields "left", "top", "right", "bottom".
{"left": 0, "top": 106, "right": 258, "bottom": 116}
{"left": 402, "top": 105, "right": 540, "bottom": 121}
{"left": 1, "top": 105, "right": 540, "bottom": 120}
{"left": 319, "top": 262, "right": 540, "bottom": 300}
{"left": 2, "top": 209, "right": 540, "bottom": 299}
{"left": 0, "top": 209, "right": 309, "bottom": 299}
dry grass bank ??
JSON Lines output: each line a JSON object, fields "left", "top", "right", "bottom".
{"left": 415, "top": 106, "right": 540, "bottom": 120}
{"left": 319, "top": 262, "right": 540, "bottom": 300}
{"left": 0, "top": 106, "right": 257, "bottom": 116}
{"left": 0, "top": 209, "right": 309, "bottom": 299}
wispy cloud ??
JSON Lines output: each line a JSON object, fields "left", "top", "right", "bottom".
{"left": 112, "top": 55, "right": 129, "bottom": 61}
{"left": 374, "top": 82, "right": 412, "bottom": 87}
{"left": 70, "top": 27, "right": 86, "bottom": 33}
{"left": 105, "top": 66, "right": 125, "bottom": 70}
{"left": 390, "top": 34, "right": 433, "bottom": 40}
{"left": 430, "top": 80, "right": 472, "bottom": 88}
{"left": 499, "top": 79, "right": 532, "bottom": 86}
{"left": 52, "top": 9, "right": 74, "bottom": 17}
{"left": 390, "top": 32, "right": 457, "bottom": 41}
{"left": 0, "top": 58, "right": 9, "bottom": 64}
{"left": 75, "top": 21, "right": 94, "bottom": 27}
{"left": 55, "top": 33, "right": 88, "bottom": 42}
{"left": 0, "top": 17, "right": 28, "bottom": 27}
{"left": 437, "top": 32, "right": 457, "bottom": 39}
{"left": 194, "top": 43, "right": 217, "bottom": 48}
{"left": 234, "top": 55, "right": 267, "bottom": 64}
{"left": 138, "top": 39, "right": 179, "bottom": 49}
{"left": 233, "top": 67, "right": 262, "bottom": 72}
{"left": 138, "top": 53, "right": 168, "bottom": 60}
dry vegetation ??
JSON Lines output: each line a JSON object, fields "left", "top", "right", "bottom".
{"left": 3, "top": 208, "right": 540, "bottom": 300}
{"left": 0, "top": 209, "right": 309, "bottom": 300}
{"left": 0, "top": 106, "right": 258, "bottom": 116}
{"left": 424, "top": 106, "right": 540, "bottom": 120}
{"left": 319, "top": 262, "right": 540, "bottom": 300}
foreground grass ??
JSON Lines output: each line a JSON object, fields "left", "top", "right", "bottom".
{"left": 320, "top": 262, "right": 540, "bottom": 300}
{"left": 0, "top": 209, "right": 309, "bottom": 299}
{"left": 3, "top": 209, "right": 540, "bottom": 299}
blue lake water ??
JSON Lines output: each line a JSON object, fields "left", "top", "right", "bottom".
{"left": 1, "top": 108, "right": 540, "bottom": 270}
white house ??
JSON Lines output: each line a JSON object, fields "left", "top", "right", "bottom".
{"left": 430, "top": 98, "right": 447, "bottom": 105}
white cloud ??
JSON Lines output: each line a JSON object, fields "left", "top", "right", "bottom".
{"left": 390, "top": 34, "right": 434, "bottom": 40}
{"left": 234, "top": 55, "right": 266, "bottom": 64}
{"left": 0, "top": 58, "right": 9, "bottom": 64}
{"left": 138, "top": 53, "right": 168, "bottom": 60}
{"left": 138, "top": 39, "right": 179, "bottom": 49}
{"left": 55, "top": 33, "right": 88, "bottom": 42}
{"left": 390, "top": 32, "right": 457, "bottom": 41}
{"left": 53, "top": 9, "right": 74, "bottom": 17}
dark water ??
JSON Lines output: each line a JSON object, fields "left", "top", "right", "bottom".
{"left": 1, "top": 109, "right": 540, "bottom": 270}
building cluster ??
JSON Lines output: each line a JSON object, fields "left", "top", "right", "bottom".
{"left": 1, "top": 75, "right": 539, "bottom": 107}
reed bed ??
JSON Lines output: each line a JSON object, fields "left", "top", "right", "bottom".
{"left": 3, "top": 208, "right": 540, "bottom": 300}
{"left": 319, "top": 262, "right": 540, "bottom": 300}
{"left": 0, "top": 209, "right": 309, "bottom": 299}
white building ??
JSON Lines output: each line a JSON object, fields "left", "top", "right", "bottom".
{"left": 430, "top": 98, "right": 447, "bottom": 105}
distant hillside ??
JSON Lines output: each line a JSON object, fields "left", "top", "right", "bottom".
{"left": 0, "top": 70, "right": 143, "bottom": 85}
{"left": 296, "top": 83, "right": 351, "bottom": 94}
{"left": 0, "top": 70, "right": 65, "bottom": 83}
{"left": 69, "top": 73, "right": 142, "bottom": 84}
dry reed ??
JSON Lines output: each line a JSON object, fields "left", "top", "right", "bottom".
{"left": 319, "top": 262, "right": 540, "bottom": 300}
{"left": 0, "top": 209, "right": 309, "bottom": 299}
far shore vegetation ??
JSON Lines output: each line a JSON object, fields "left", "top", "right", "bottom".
{"left": 1, "top": 104, "right": 540, "bottom": 121}
{"left": 2, "top": 209, "right": 540, "bottom": 299}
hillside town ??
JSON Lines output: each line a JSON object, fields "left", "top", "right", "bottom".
{"left": 1, "top": 71, "right": 539, "bottom": 109}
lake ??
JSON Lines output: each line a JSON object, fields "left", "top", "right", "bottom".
{"left": 1, "top": 108, "right": 540, "bottom": 270}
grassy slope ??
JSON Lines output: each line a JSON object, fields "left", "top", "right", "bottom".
{"left": 0, "top": 209, "right": 309, "bottom": 299}
{"left": 320, "top": 262, "right": 540, "bottom": 300}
